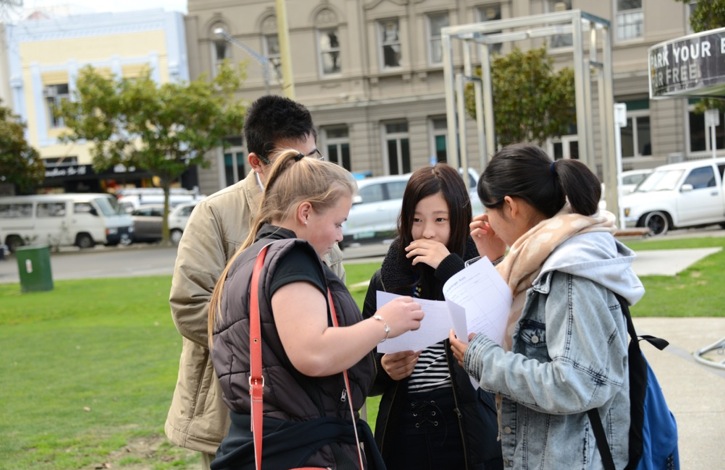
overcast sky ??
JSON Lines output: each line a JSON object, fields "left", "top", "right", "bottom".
{"left": 4, "top": 0, "right": 187, "bottom": 18}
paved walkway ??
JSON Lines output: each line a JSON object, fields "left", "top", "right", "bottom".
{"left": 634, "top": 317, "right": 725, "bottom": 470}
{"left": 631, "top": 247, "right": 721, "bottom": 276}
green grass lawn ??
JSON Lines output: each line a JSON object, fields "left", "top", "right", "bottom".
{"left": 1, "top": 235, "right": 723, "bottom": 468}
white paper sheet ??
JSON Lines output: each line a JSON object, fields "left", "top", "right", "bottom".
{"left": 375, "top": 292, "right": 451, "bottom": 353}
{"left": 442, "top": 256, "right": 512, "bottom": 346}
{"left": 373, "top": 257, "right": 512, "bottom": 354}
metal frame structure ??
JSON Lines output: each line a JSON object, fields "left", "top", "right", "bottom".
{"left": 441, "top": 10, "right": 618, "bottom": 216}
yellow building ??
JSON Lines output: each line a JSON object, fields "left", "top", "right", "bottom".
{"left": 5, "top": 9, "right": 190, "bottom": 192}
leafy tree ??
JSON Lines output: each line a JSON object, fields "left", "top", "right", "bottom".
{"left": 676, "top": 0, "right": 725, "bottom": 32}
{"left": 674, "top": 0, "right": 725, "bottom": 112}
{"left": 465, "top": 46, "right": 575, "bottom": 147}
{"left": 0, "top": 102, "right": 44, "bottom": 194}
{"left": 57, "top": 62, "right": 247, "bottom": 244}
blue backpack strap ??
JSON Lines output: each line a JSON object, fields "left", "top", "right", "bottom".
{"left": 588, "top": 294, "right": 670, "bottom": 470}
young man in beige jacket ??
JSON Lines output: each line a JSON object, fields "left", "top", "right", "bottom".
{"left": 164, "top": 96, "right": 345, "bottom": 469}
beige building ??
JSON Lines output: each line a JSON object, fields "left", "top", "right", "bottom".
{"left": 185, "top": 0, "right": 713, "bottom": 194}
{"left": 5, "top": 9, "right": 190, "bottom": 193}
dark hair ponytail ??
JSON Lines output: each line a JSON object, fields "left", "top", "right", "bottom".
{"left": 478, "top": 143, "right": 601, "bottom": 218}
{"left": 552, "top": 159, "right": 601, "bottom": 215}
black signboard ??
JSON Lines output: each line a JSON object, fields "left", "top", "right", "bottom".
{"left": 44, "top": 163, "right": 152, "bottom": 181}
{"left": 44, "top": 164, "right": 93, "bottom": 180}
{"left": 649, "top": 27, "right": 725, "bottom": 99}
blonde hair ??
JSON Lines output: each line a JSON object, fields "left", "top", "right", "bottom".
{"left": 208, "top": 148, "right": 357, "bottom": 345}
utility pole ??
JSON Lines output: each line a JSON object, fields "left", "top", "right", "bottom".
{"left": 275, "top": 0, "right": 295, "bottom": 99}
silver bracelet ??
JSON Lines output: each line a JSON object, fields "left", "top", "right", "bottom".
{"left": 372, "top": 315, "right": 391, "bottom": 343}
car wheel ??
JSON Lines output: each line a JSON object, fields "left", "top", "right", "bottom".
{"left": 643, "top": 211, "right": 669, "bottom": 236}
{"left": 6, "top": 235, "right": 23, "bottom": 253}
{"left": 170, "top": 229, "right": 183, "bottom": 246}
{"left": 76, "top": 233, "right": 95, "bottom": 249}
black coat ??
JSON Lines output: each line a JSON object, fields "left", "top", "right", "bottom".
{"left": 362, "top": 237, "right": 503, "bottom": 470}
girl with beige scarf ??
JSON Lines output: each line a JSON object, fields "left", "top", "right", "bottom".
{"left": 450, "top": 143, "right": 644, "bottom": 469}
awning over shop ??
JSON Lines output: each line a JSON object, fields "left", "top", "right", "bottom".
{"left": 649, "top": 27, "right": 725, "bottom": 99}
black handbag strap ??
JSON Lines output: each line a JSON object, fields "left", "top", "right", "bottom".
{"left": 588, "top": 294, "right": 670, "bottom": 470}
{"left": 588, "top": 294, "right": 634, "bottom": 470}
{"left": 588, "top": 406, "right": 616, "bottom": 470}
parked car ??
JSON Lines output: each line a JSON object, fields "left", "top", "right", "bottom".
{"left": 130, "top": 202, "right": 197, "bottom": 244}
{"left": 621, "top": 158, "right": 725, "bottom": 235}
{"left": 620, "top": 169, "right": 653, "bottom": 195}
{"left": 599, "top": 169, "right": 654, "bottom": 211}
{"left": 341, "top": 168, "right": 483, "bottom": 248}
{"left": 0, "top": 193, "right": 133, "bottom": 251}
{"left": 117, "top": 189, "right": 205, "bottom": 213}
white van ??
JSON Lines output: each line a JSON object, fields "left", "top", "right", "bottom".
{"left": 621, "top": 157, "right": 725, "bottom": 235}
{"left": 0, "top": 193, "right": 134, "bottom": 252}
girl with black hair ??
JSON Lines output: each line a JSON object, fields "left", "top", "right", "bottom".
{"left": 450, "top": 143, "right": 644, "bottom": 469}
{"left": 363, "top": 163, "right": 503, "bottom": 470}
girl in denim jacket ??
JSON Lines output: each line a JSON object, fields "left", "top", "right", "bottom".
{"left": 450, "top": 143, "right": 645, "bottom": 469}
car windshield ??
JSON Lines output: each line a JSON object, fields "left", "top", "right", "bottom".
{"left": 94, "top": 196, "right": 124, "bottom": 216}
{"left": 635, "top": 169, "right": 684, "bottom": 192}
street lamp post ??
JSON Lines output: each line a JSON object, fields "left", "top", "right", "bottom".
{"left": 213, "top": 27, "right": 275, "bottom": 95}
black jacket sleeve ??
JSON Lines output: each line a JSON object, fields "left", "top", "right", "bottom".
{"left": 363, "top": 269, "right": 397, "bottom": 396}
{"left": 434, "top": 253, "right": 466, "bottom": 285}
{"left": 362, "top": 269, "right": 382, "bottom": 320}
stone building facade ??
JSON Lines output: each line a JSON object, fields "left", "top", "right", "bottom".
{"left": 184, "top": 0, "right": 709, "bottom": 194}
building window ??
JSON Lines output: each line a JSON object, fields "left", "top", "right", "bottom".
{"left": 44, "top": 83, "right": 69, "bottom": 128}
{"left": 44, "top": 156, "right": 78, "bottom": 165}
{"left": 384, "top": 122, "right": 410, "bottom": 175}
{"left": 223, "top": 136, "right": 245, "bottom": 186}
{"left": 319, "top": 28, "right": 341, "bottom": 75}
{"left": 323, "top": 126, "right": 351, "bottom": 171}
{"left": 223, "top": 151, "right": 245, "bottom": 186}
{"left": 620, "top": 100, "right": 651, "bottom": 158}
{"left": 427, "top": 13, "right": 449, "bottom": 65}
{"left": 686, "top": 1, "right": 697, "bottom": 34}
{"left": 263, "top": 33, "right": 281, "bottom": 71}
{"left": 688, "top": 102, "right": 724, "bottom": 154}
{"left": 211, "top": 25, "right": 229, "bottom": 76}
{"left": 616, "top": 0, "right": 643, "bottom": 41}
{"left": 430, "top": 118, "right": 448, "bottom": 163}
{"left": 379, "top": 19, "right": 402, "bottom": 68}
{"left": 476, "top": 4, "right": 503, "bottom": 55}
{"left": 621, "top": 115, "right": 651, "bottom": 158}
{"left": 548, "top": 1, "right": 573, "bottom": 48}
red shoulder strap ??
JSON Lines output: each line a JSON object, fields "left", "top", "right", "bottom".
{"left": 249, "top": 245, "right": 363, "bottom": 470}
{"left": 249, "top": 244, "right": 270, "bottom": 470}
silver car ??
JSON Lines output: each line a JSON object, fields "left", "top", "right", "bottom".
{"left": 131, "top": 202, "right": 198, "bottom": 245}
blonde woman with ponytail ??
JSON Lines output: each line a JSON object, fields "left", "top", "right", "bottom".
{"left": 208, "top": 149, "right": 424, "bottom": 470}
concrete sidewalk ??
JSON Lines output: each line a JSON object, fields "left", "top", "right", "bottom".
{"left": 631, "top": 247, "right": 721, "bottom": 276}
{"left": 633, "top": 317, "right": 725, "bottom": 470}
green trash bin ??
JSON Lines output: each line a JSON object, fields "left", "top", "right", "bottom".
{"left": 16, "top": 245, "right": 54, "bottom": 293}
